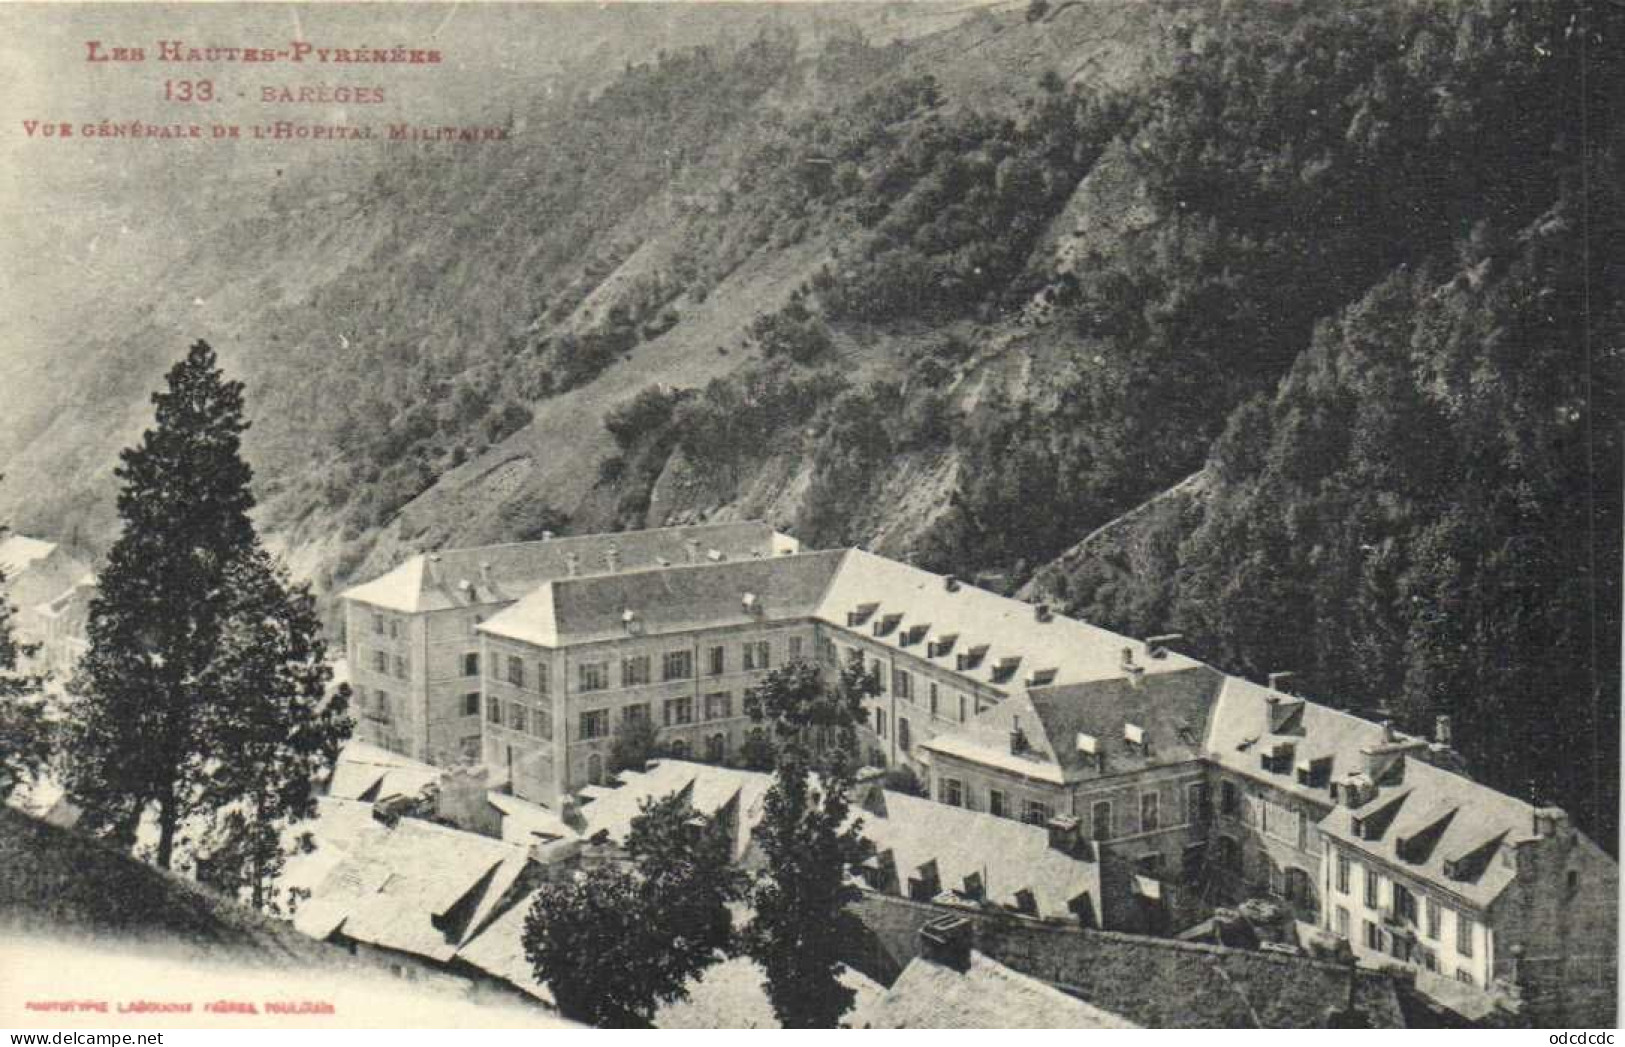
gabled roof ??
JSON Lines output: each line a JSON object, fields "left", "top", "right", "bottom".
{"left": 812, "top": 549, "right": 1204, "bottom": 693}
{"left": 922, "top": 666, "right": 1224, "bottom": 784}
{"left": 852, "top": 950, "right": 1138, "bottom": 1029}
{"left": 479, "top": 550, "right": 845, "bottom": 648}
{"left": 576, "top": 760, "right": 773, "bottom": 862}
{"left": 287, "top": 798, "right": 532, "bottom": 962}
{"left": 1203, "top": 675, "right": 1389, "bottom": 805}
{"left": 856, "top": 790, "right": 1099, "bottom": 919}
{"left": 326, "top": 742, "right": 444, "bottom": 804}
{"left": 1319, "top": 758, "right": 1536, "bottom": 908}
{"left": 0, "top": 535, "right": 57, "bottom": 577}
{"left": 455, "top": 887, "right": 555, "bottom": 1006}
{"left": 339, "top": 521, "right": 789, "bottom": 613}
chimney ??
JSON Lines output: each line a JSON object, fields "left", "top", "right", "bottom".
{"left": 944, "top": 574, "right": 961, "bottom": 592}
{"left": 426, "top": 553, "right": 443, "bottom": 585}
{"left": 605, "top": 545, "right": 621, "bottom": 573}
{"left": 478, "top": 561, "right": 494, "bottom": 594}
{"left": 1532, "top": 807, "right": 1569, "bottom": 839}
{"left": 1146, "top": 633, "right": 1181, "bottom": 659}
{"left": 1121, "top": 646, "right": 1145, "bottom": 687}
{"left": 1034, "top": 603, "right": 1053, "bottom": 623}
{"left": 684, "top": 538, "right": 701, "bottom": 565}
{"left": 1010, "top": 715, "right": 1029, "bottom": 755}
{"left": 1046, "top": 815, "right": 1085, "bottom": 858}
{"left": 1434, "top": 715, "right": 1452, "bottom": 747}
{"left": 565, "top": 552, "right": 580, "bottom": 577}
{"left": 1268, "top": 671, "right": 1295, "bottom": 694}
{"left": 541, "top": 531, "right": 555, "bottom": 541}
{"left": 961, "top": 871, "right": 985, "bottom": 902}
{"left": 918, "top": 914, "right": 972, "bottom": 971}
{"left": 1265, "top": 695, "right": 1302, "bottom": 735}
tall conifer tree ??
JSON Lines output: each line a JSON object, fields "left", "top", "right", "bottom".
{"left": 64, "top": 341, "right": 350, "bottom": 876}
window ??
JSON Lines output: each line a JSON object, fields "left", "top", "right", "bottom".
{"left": 1335, "top": 906, "right": 1350, "bottom": 938}
{"left": 875, "top": 708, "right": 887, "bottom": 738}
{"left": 788, "top": 636, "right": 803, "bottom": 662}
{"left": 1456, "top": 912, "right": 1474, "bottom": 957}
{"left": 510, "top": 703, "right": 527, "bottom": 733}
{"left": 537, "top": 661, "right": 550, "bottom": 697}
{"left": 957, "top": 694, "right": 967, "bottom": 723}
{"left": 580, "top": 710, "right": 609, "bottom": 740}
{"left": 372, "top": 613, "right": 384, "bottom": 635}
{"left": 1336, "top": 853, "right": 1351, "bottom": 895}
{"left": 929, "top": 683, "right": 939, "bottom": 717}
{"left": 587, "top": 753, "right": 604, "bottom": 786}
{"left": 663, "top": 697, "right": 693, "bottom": 727}
{"left": 1188, "top": 782, "right": 1210, "bottom": 823}
{"left": 622, "top": 654, "right": 651, "bottom": 687}
{"left": 1023, "top": 800, "right": 1053, "bottom": 826}
{"left": 1425, "top": 897, "right": 1441, "bottom": 940}
{"left": 704, "top": 692, "right": 732, "bottom": 721}
{"left": 1392, "top": 882, "right": 1417, "bottom": 924}
{"left": 706, "top": 733, "right": 726, "bottom": 763}
{"left": 463, "top": 692, "right": 480, "bottom": 717}
{"left": 394, "top": 654, "right": 408, "bottom": 680}
{"left": 623, "top": 703, "right": 650, "bottom": 727}
{"left": 1218, "top": 835, "right": 1242, "bottom": 870}
{"left": 898, "top": 717, "right": 911, "bottom": 751}
{"left": 373, "top": 650, "right": 387, "bottom": 673}
{"left": 507, "top": 656, "right": 525, "bottom": 688}
{"left": 1422, "top": 949, "right": 1438, "bottom": 973}
{"left": 708, "top": 645, "right": 725, "bottom": 676}
{"left": 1365, "top": 867, "right": 1380, "bottom": 907}
{"left": 989, "top": 789, "right": 1008, "bottom": 818}
{"left": 669, "top": 739, "right": 690, "bottom": 759}
{"left": 1182, "top": 842, "right": 1207, "bottom": 882}
{"left": 533, "top": 707, "right": 552, "bottom": 740}
{"left": 388, "top": 619, "right": 399, "bottom": 640}
{"left": 1364, "top": 920, "right": 1383, "bottom": 952}
{"left": 663, "top": 649, "right": 693, "bottom": 681}
{"left": 1455, "top": 970, "right": 1475, "bottom": 987}
{"left": 1091, "top": 800, "right": 1112, "bottom": 842}
{"left": 579, "top": 661, "right": 609, "bottom": 692}
{"left": 940, "top": 778, "right": 964, "bottom": 808}
{"left": 488, "top": 699, "right": 503, "bottom": 726}
{"left": 463, "top": 652, "right": 480, "bottom": 677}
{"left": 1141, "top": 792, "right": 1161, "bottom": 832}
{"left": 892, "top": 668, "right": 912, "bottom": 700}
{"left": 1285, "top": 867, "right": 1313, "bottom": 909}
{"left": 1567, "top": 870, "right": 1579, "bottom": 894}
{"left": 1221, "top": 781, "right": 1239, "bottom": 816}
{"left": 742, "top": 641, "right": 770, "bottom": 671}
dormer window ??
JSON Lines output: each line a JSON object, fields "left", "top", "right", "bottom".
{"left": 900, "top": 623, "right": 930, "bottom": 647}
{"left": 991, "top": 656, "right": 1022, "bottom": 683}
{"left": 1124, "top": 722, "right": 1145, "bottom": 746}
{"left": 955, "top": 644, "right": 989, "bottom": 671}
{"left": 873, "top": 612, "right": 904, "bottom": 638}
{"left": 1026, "top": 667, "right": 1058, "bottom": 687}
{"left": 847, "top": 602, "right": 879, "bottom": 627}
{"left": 927, "top": 633, "right": 959, "bottom": 658}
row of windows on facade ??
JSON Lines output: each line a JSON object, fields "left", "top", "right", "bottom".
{"left": 368, "top": 649, "right": 410, "bottom": 681}
{"left": 839, "top": 643, "right": 987, "bottom": 727}
{"left": 479, "top": 689, "right": 746, "bottom": 741}
{"left": 1331, "top": 851, "right": 1478, "bottom": 959}
{"left": 466, "top": 638, "right": 802, "bottom": 694}
{"left": 934, "top": 777, "right": 1212, "bottom": 839}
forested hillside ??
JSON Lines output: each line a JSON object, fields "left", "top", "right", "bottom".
{"left": 2, "top": 0, "right": 1617, "bottom": 841}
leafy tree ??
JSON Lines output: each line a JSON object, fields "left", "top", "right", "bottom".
{"left": 742, "top": 653, "right": 876, "bottom": 1027}
{"left": 524, "top": 792, "right": 743, "bottom": 1026}
{"left": 0, "top": 540, "right": 49, "bottom": 802}
{"left": 609, "top": 712, "right": 661, "bottom": 775}
{"left": 62, "top": 341, "right": 351, "bottom": 873}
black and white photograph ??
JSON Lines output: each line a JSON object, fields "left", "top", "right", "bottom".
{"left": 0, "top": 0, "right": 1618, "bottom": 1033}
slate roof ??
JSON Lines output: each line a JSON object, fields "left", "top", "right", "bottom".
{"left": 1319, "top": 757, "right": 1536, "bottom": 909}
{"left": 852, "top": 950, "right": 1138, "bottom": 1029}
{"left": 923, "top": 666, "right": 1225, "bottom": 784}
{"left": 813, "top": 549, "right": 1205, "bottom": 693}
{"left": 576, "top": 760, "right": 773, "bottom": 862}
{"left": 455, "top": 887, "right": 555, "bottom": 1006}
{"left": 479, "top": 550, "right": 845, "bottom": 647}
{"left": 0, "top": 535, "right": 57, "bottom": 577}
{"left": 857, "top": 790, "right": 1099, "bottom": 919}
{"left": 326, "top": 742, "right": 444, "bottom": 804}
{"left": 287, "top": 798, "right": 533, "bottom": 962}
{"left": 1203, "top": 675, "right": 1390, "bottom": 805}
{"left": 340, "top": 521, "right": 791, "bottom": 613}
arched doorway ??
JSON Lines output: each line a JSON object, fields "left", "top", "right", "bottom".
{"left": 706, "top": 733, "right": 726, "bottom": 764}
